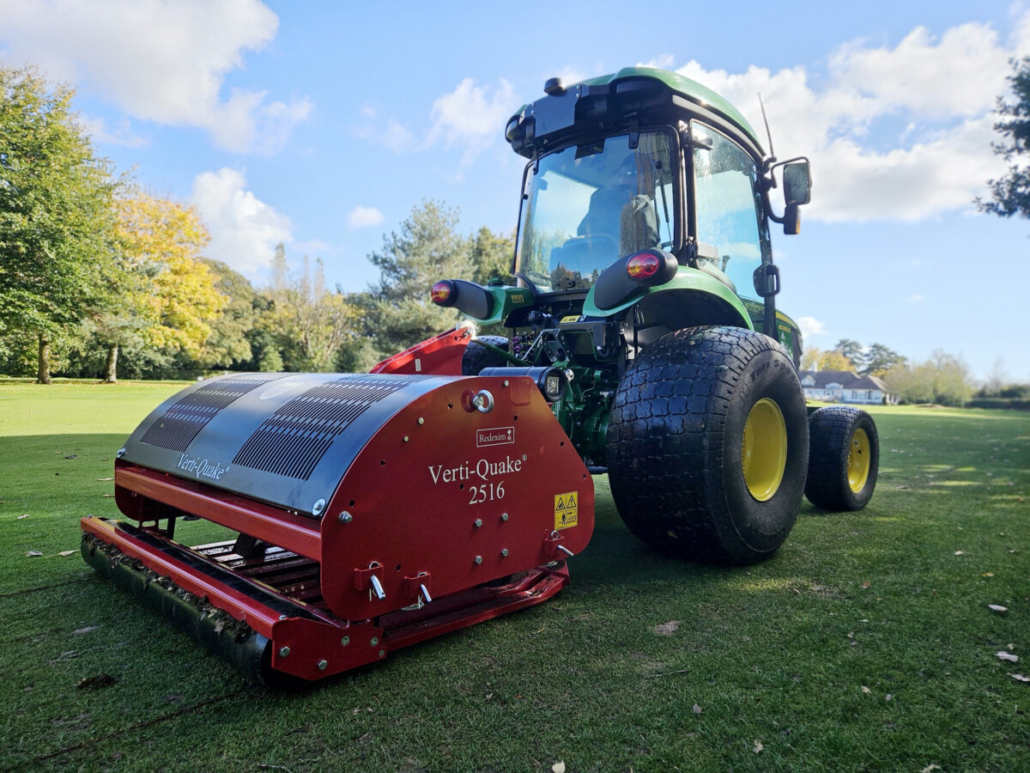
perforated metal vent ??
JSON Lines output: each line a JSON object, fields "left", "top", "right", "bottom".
{"left": 231, "top": 375, "right": 417, "bottom": 480}
{"left": 139, "top": 375, "right": 280, "bottom": 452}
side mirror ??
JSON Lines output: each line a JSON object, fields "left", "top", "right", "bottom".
{"left": 783, "top": 161, "right": 811, "bottom": 206}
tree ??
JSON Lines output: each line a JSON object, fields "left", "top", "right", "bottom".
{"left": 983, "top": 356, "right": 1009, "bottom": 396}
{"left": 884, "top": 350, "right": 974, "bottom": 406}
{"left": 0, "top": 66, "right": 118, "bottom": 383}
{"left": 365, "top": 200, "right": 471, "bottom": 357}
{"left": 109, "top": 191, "right": 226, "bottom": 381}
{"left": 263, "top": 244, "right": 361, "bottom": 372}
{"left": 834, "top": 339, "right": 863, "bottom": 368}
{"left": 979, "top": 57, "right": 1030, "bottom": 219}
{"left": 197, "top": 258, "right": 259, "bottom": 368}
{"left": 800, "top": 346, "right": 854, "bottom": 372}
{"left": 469, "top": 226, "right": 514, "bottom": 286}
{"left": 860, "top": 343, "right": 905, "bottom": 377}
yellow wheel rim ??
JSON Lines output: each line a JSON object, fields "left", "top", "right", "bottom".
{"left": 847, "top": 428, "right": 871, "bottom": 493}
{"left": 741, "top": 398, "right": 788, "bottom": 502}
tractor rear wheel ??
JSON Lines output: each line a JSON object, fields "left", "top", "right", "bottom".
{"left": 462, "top": 336, "right": 509, "bottom": 375}
{"left": 607, "top": 326, "right": 809, "bottom": 565}
{"left": 805, "top": 406, "right": 879, "bottom": 511}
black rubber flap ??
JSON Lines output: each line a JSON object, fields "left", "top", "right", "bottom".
{"left": 121, "top": 372, "right": 449, "bottom": 517}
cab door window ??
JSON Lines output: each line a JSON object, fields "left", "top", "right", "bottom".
{"left": 691, "top": 123, "right": 771, "bottom": 298}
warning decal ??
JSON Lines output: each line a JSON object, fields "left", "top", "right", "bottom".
{"left": 554, "top": 491, "right": 578, "bottom": 530}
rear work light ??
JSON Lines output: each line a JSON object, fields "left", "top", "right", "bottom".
{"left": 430, "top": 280, "right": 455, "bottom": 306}
{"left": 626, "top": 252, "right": 661, "bottom": 279}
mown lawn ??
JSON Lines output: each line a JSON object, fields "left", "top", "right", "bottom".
{"left": 1, "top": 380, "right": 1028, "bottom": 772}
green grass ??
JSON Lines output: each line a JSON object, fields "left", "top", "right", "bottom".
{"left": 1, "top": 382, "right": 1028, "bottom": 772}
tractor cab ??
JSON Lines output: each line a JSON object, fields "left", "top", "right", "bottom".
{"left": 504, "top": 67, "right": 811, "bottom": 349}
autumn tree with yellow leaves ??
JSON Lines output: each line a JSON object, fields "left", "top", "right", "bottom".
{"left": 100, "top": 190, "right": 226, "bottom": 382}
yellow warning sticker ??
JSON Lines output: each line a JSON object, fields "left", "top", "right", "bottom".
{"left": 560, "top": 315, "right": 580, "bottom": 323}
{"left": 554, "top": 491, "right": 578, "bottom": 530}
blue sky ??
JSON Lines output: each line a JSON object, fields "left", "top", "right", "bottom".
{"left": 1, "top": 0, "right": 1028, "bottom": 379}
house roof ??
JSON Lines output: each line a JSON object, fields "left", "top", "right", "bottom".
{"left": 799, "top": 371, "right": 896, "bottom": 394}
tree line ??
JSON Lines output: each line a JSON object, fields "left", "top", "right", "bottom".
{"left": 0, "top": 65, "right": 510, "bottom": 383}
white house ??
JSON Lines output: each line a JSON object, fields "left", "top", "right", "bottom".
{"left": 799, "top": 371, "right": 899, "bottom": 405}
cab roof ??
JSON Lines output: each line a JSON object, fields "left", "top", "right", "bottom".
{"left": 509, "top": 67, "right": 764, "bottom": 157}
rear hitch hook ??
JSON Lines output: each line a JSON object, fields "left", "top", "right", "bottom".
{"left": 368, "top": 561, "right": 386, "bottom": 601}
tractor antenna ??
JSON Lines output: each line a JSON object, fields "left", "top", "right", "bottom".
{"left": 758, "top": 93, "right": 775, "bottom": 162}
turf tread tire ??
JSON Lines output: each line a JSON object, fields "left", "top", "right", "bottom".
{"left": 805, "top": 406, "right": 879, "bottom": 511}
{"left": 461, "top": 336, "right": 510, "bottom": 376}
{"left": 607, "top": 325, "right": 809, "bottom": 565}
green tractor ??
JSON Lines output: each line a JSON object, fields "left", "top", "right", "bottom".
{"left": 429, "top": 67, "right": 879, "bottom": 564}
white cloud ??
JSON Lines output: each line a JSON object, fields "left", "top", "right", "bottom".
{"left": 0, "top": 0, "right": 311, "bottom": 153}
{"left": 907, "top": 294, "right": 926, "bottom": 303}
{"left": 797, "top": 316, "right": 827, "bottom": 337}
{"left": 425, "top": 78, "right": 519, "bottom": 164}
{"left": 77, "top": 115, "right": 147, "bottom": 148}
{"left": 663, "top": 13, "right": 1030, "bottom": 222}
{"left": 191, "top": 168, "right": 293, "bottom": 276}
{"left": 345, "top": 206, "right": 384, "bottom": 229}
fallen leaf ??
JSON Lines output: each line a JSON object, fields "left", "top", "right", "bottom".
{"left": 58, "top": 550, "right": 76, "bottom": 557}
{"left": 1008, "top": 673, "right": 1030, "bottom": 683}
{"left": 954, "top": 551, "right": 965, "bottom": 556}
{"left": 997, "top": 651, "right": 1019, "bottom": 663}
{"left": 753, "top": 740, "right": 764, "bottom": 754}
{"left": 552, "top": 763, "right": 566, "bottom": 773}
{"left": 861, "top": 686, "right": 871, "bottom": 694}
{"left": 1008, "top": 643, "right": 1015, "bottom": 651}
{"left": 885, "top": 693, "right": 893, "bottom": 702}
{"left": 654, "top": 620, "right": 679, "bottom": 636}
{"left": 65, "top": 455, "right": 77, "bottom": 459}
{"left": 18, "top": 514, "right": 30, "bottom": 520}
{"left": 982, "top": 572, "right": 994, "bottom": 578}
{"left": 102, "top": 494, "right": 116, "bottom": 498}
{"left": 922, "top": 765, "right": 941, "bottom": 773}
{"left": 73, "top": 626, "right": 99, "bottom": 635}
{"left": 847, "top": 632, "right": 855, "bottom": 639}
{"left": 988, "top": 604, "right": 1008, "bottom": 614}
{"left": 692, "top": 703, "right": 702, "bottom": 715}
{"left": 97, "top": 477, "right": 114, "bottom": 481}
{"left": 76, "top": 674, "right": 115, "bottom": 690}
{"left": 25, "top": 551, "right": 43, "bottom": 557}
{"left": 861, "top": 581, "right": 871, "bottom": 589}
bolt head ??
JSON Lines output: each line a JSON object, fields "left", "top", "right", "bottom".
{"left": 278, "top": 614, "right": 287, "bottom": 621}
{"left": 503, "top": 380, "right": 510, "bottom": 387}
{"left": 312, "top": 498, "right": 326, "bottom": 516}
{"left": 403, "top": 436, "right": 409, "bottom": 442}
{"left": 338, "top": 511, "right": 353, "bottom": 524}
{"left": 341, "top": 636, "right": 350, "bottom": 647}
{"left": 370, "top": 636, "right": 379, "bottom": 646}
{"left": 474, "top": 518, "right": 483, "bottom": 528}
{"left": 474, "top": 555, "right": 483, "bottom": 565}
{"left": 317, "top": 659, "right": 328, "bottom": 671}
{"left": 279, "top": 646, "right": 290, "bottom": 658}
{"left": 418, "top": 417, "right": 425, "bottom": 425}
{"left": 501, "top": 513, "right": 509, "bottom": 522}
{"left": 501, "top": 548, "right": 509, "bottom": 557}
{"left": 378, "top": 649, "right": 386, "bottom": 658}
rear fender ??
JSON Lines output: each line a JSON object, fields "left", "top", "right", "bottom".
{"left": 581, "top": 265, "right": 754, "bottom": 331}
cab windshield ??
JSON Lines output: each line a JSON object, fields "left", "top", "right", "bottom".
{"left": 515, "top": 131, "right": 676, "bottom": 293}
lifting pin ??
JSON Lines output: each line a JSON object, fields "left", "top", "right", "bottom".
{"left": 557, "top": 545, "right": 575, "bottom": 557}
{"left": 369, "top": 574, "right": 387, "bottom": 600}
{"left": 420, "top": 583, "right": 433, "bottom": 603}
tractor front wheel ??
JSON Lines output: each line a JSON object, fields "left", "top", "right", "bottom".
{"left": 607, "top": 326, "right": 809, "bottom": 565}
{"left": 805, "top": 406, "right": 879, "bottom": 511}
{"left": 462, "top": 335, "right": 510, "bottom": 375}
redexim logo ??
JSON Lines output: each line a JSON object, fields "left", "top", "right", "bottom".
{"left": 177, "top": 453, "right": 229, "bottom": 481}
{"left": 476, "top": 426, "right": 514, "bottom": 447}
